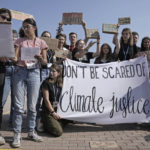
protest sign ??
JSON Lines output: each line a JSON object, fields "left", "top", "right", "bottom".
{"left": 57, "top": 56, "right": 150, "bottom": 124}
{"left": 102, "top": 24, "right": 118, "bottom": 34}
{"left": 86, "top": 29, "right": 99, "bottom": 39}
{"left": 54, "top": 49, "right": 72, "bottom": 59}
{"left": 62, "top": 12, "right": 83, "bottom": 25}
{"left": 10, "top": 9, "right": 34, "bottom": 21}
{"left": 40, "top": 37, "right": 58, "bottom": 50}
{"left": 118, "top": 17, "right": 131, "bottom": 25}
{"left": 21, "top": 47, "right": 40, "bottom": 61}
{"left": 0, "top": 22, "right": 15, "bottom": 57}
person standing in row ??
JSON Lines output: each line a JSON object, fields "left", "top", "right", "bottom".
{"left": 94, "top": 43, "right": 116, "bottom": 64}
{"left": 12, "top": 18, "right": 48, "bottom": 148}
{"left": 113, "top": 28, "right": 134, "bottom": 61}
{"left": 2, "top": 29, "right": 18, "bottom": 128}
{"left": 0, "top": 8, "right": 16, "bottom": 145}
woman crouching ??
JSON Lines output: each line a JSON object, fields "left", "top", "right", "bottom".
{"left": 41, "top": 64, "right": 66, "bottom": 137}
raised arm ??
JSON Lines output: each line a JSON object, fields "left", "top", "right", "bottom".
{"left": 113, "top": 24, "right": 120, "bottom": 54}
{"left": 92, "top": 35, "right": 101, "bottom": 58}
{"left": 82, "top": 20, "right": 89, "bottom": 45}
{"left": 75, "top": 41, "right": 96, "bottom": 59}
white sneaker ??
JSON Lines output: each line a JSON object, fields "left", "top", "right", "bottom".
{"left": 28, "top": 131, "right": 43, "bottom": 142}
{"left": 0, "top": 135, "right": 5, "bottom": 145}
{"left": 36, "top": 118, "right": 44, "bottom": 132}
{"left": 12, "top": 132, "right": 21, "bottom": 148}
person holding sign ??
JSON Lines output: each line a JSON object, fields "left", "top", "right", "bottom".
{"left": 2, "top": 29, "right": 18, "bottom": 128}
{"left": 58, "top": 20, "right": 89, "bottom": 52}
{"left": 94, "top": 43, "right": 116, "bottom": 64}
{"left": 113, "top": 28, "right": 134, "bottom": 61}
{"left": 72, "top": 37, "right": 100, "bottom": 63}
{"left": 12, "top": 18, "right": 48, "bottom": 148}
{"left": 36, "top": 31, "right": 55, "bottom": 132}
{"left": 41, "top": 64, "right": 67, "bottom": 137}
{"left": 54, "top": 33, "right": 70, "bottom": 66}
{"left": 0, "top": 8, "right": 15, "bottom": 146}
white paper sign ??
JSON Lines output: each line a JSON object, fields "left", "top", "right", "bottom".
{"left": 21, "top": 47, "right": 40, "bottom": 61}
{"left": 0, "top": 23, "right": 15, "bottom": 57}
{"left": 57, "top": 57, "right": 150, "bottom": 124}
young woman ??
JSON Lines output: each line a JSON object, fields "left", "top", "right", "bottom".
{"left": 41, "top": 64, "right": 66, "bottom": 137}
{"left": 12, "top": 18, "right": 48, "bottom": 148}
{"left": 94, "top": 43, "right": 115, "bottom": 64}
{"left": 72, "top": 37, "right": 100, "bottom": 63}
{"left": 36, "top": 31, "right": 55, "bottom": 131}
{"left": 141, "top": 37, "right": 150, "bottom": 52}
{"left": 113, "top": 28, "right": 134, "bottom": 61}
{"left": 0, "top": 7, "right": 13, "bottom": 146}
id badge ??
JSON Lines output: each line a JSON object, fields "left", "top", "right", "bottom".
{"left": 53, "top": 101, "right": 58, "bottom": 108}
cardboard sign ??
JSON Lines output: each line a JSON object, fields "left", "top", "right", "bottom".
{"left": 86, "top": 29, "right": 99, "bottom": 39}
{"left": 118, "top": 17, "right": 131, "bottom": 25}
{"left": 40, "top": 37, "right": 58, "bottom": 50}
{"left": 62, "top": 13, "right": 83, "bottom": 25}
{"left": 10, "top": 9, "right": 34, "bottom": 21}
{"left": 102, "top": 24, "right": 118, "bottom": 34}
{"left": 54, "top": 49, "right": 72, "bottom": 59}
{"left": 0, "top": 22, "right": 15, "bottom": 57}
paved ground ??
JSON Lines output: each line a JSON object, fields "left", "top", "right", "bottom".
{"left": 1, "top": 96, "right": 150, "bottom": 150}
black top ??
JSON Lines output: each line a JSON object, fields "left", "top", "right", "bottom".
{"left": 115, "top": 44, "right": 134, "bottom": 61}
{"left": 133, "top": 45, "right": 141, "bottom": 57}
{"left": 94, "top": 54, "right": 117, "bottom": 64}
{"left": 42, "top": 79, "right": 61, "bottom": 111}
{"left": 72, "top": 48, "right": 94, "bottom": 63}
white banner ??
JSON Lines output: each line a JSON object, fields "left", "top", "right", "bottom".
{"left": 57, "top": 56, "right": 150, "bottom": 124}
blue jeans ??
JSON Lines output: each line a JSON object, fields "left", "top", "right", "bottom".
{"left": 36, "top": 68, "right": 50, "bottom": 119}
{"left": 2, "top": 66, "right": 15, "bottom": 124}
{"left": 13, "top": 67, "right": 40, "bottom": 133}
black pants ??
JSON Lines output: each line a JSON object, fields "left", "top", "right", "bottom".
{"left": 0, "top": 67, "right": 5, "bottom": 128}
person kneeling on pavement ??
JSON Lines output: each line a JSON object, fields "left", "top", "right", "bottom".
{"left": 41, "top": 64, "right": 68, "bottom": 137}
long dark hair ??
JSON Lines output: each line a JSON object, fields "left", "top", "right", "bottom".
{"left": 49, "top": 64, "right": 63, "bottom": 88}
{"left": 0, "top": 8, "right": 12, "bottom": 21}
{"left": 41, "top": 31, "right": 51, "bottom": 38}
{"left": 96, "top": 43, "right": 112, "bottom": 60}
{"left": 120, "top": 28, "right": 133, "bottom": 47}
{"left": 21, "top": 18, "right": 38, "bottom": 37}
{"left": 141, "top": 37, "right": 150, "bottom": 51}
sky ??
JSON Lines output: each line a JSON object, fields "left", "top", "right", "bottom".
{"left": 1, "top": 0, "right": 150, "bottom": 56}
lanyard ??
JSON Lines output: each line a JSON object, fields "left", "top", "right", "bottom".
{"left": 52, "top": 83, "right": 58, "bottom": 102}
{"left": 123, "top": 45, "right": 129, "bottom": 60}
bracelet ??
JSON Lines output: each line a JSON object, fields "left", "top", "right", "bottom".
{"left": 50, "top": 110, "right": 55, "bottom": 114}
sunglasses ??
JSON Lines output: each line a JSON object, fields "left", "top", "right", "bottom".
{"left": 22, "top": 24, "right": 33, "bottom": 30}
{"left": 0, "top": 15, "right": 11, "bottom": 21}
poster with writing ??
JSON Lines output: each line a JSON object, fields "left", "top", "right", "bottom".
{"left": 21, "top": 47, "right": 40, "bottom": 61}
{"left": 40, "top": 37, "right": 58, "bottom": 50}
{"left": 62, "top": 13, "right": 83, "bottom": 25}
{"left": 86, "top": 29, "right": 99, "bottom": 39}
{"left": 10, "top": 9, "right": 34, "bottom": 21}
{"left": 57, "top": 56, "right": 150, "bottom": 124}
{"left": 54, "top": 49, "right": 72, "bottom": 59}
{"left": 102, "top": 24, "right": 118, "bottom": 34}
{"left": 0, "top": 22, "right": 15, "bottom": 57}
{"left": 118, "top": 17, "right": 131, "bottom": 25}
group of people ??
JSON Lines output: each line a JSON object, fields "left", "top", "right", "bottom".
{"left": 0, "top": 7, "right": 150, "bottom": 148}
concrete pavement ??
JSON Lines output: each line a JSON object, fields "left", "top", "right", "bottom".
{"left": 1, "top": 96, "right": 150, "bottom": 150}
